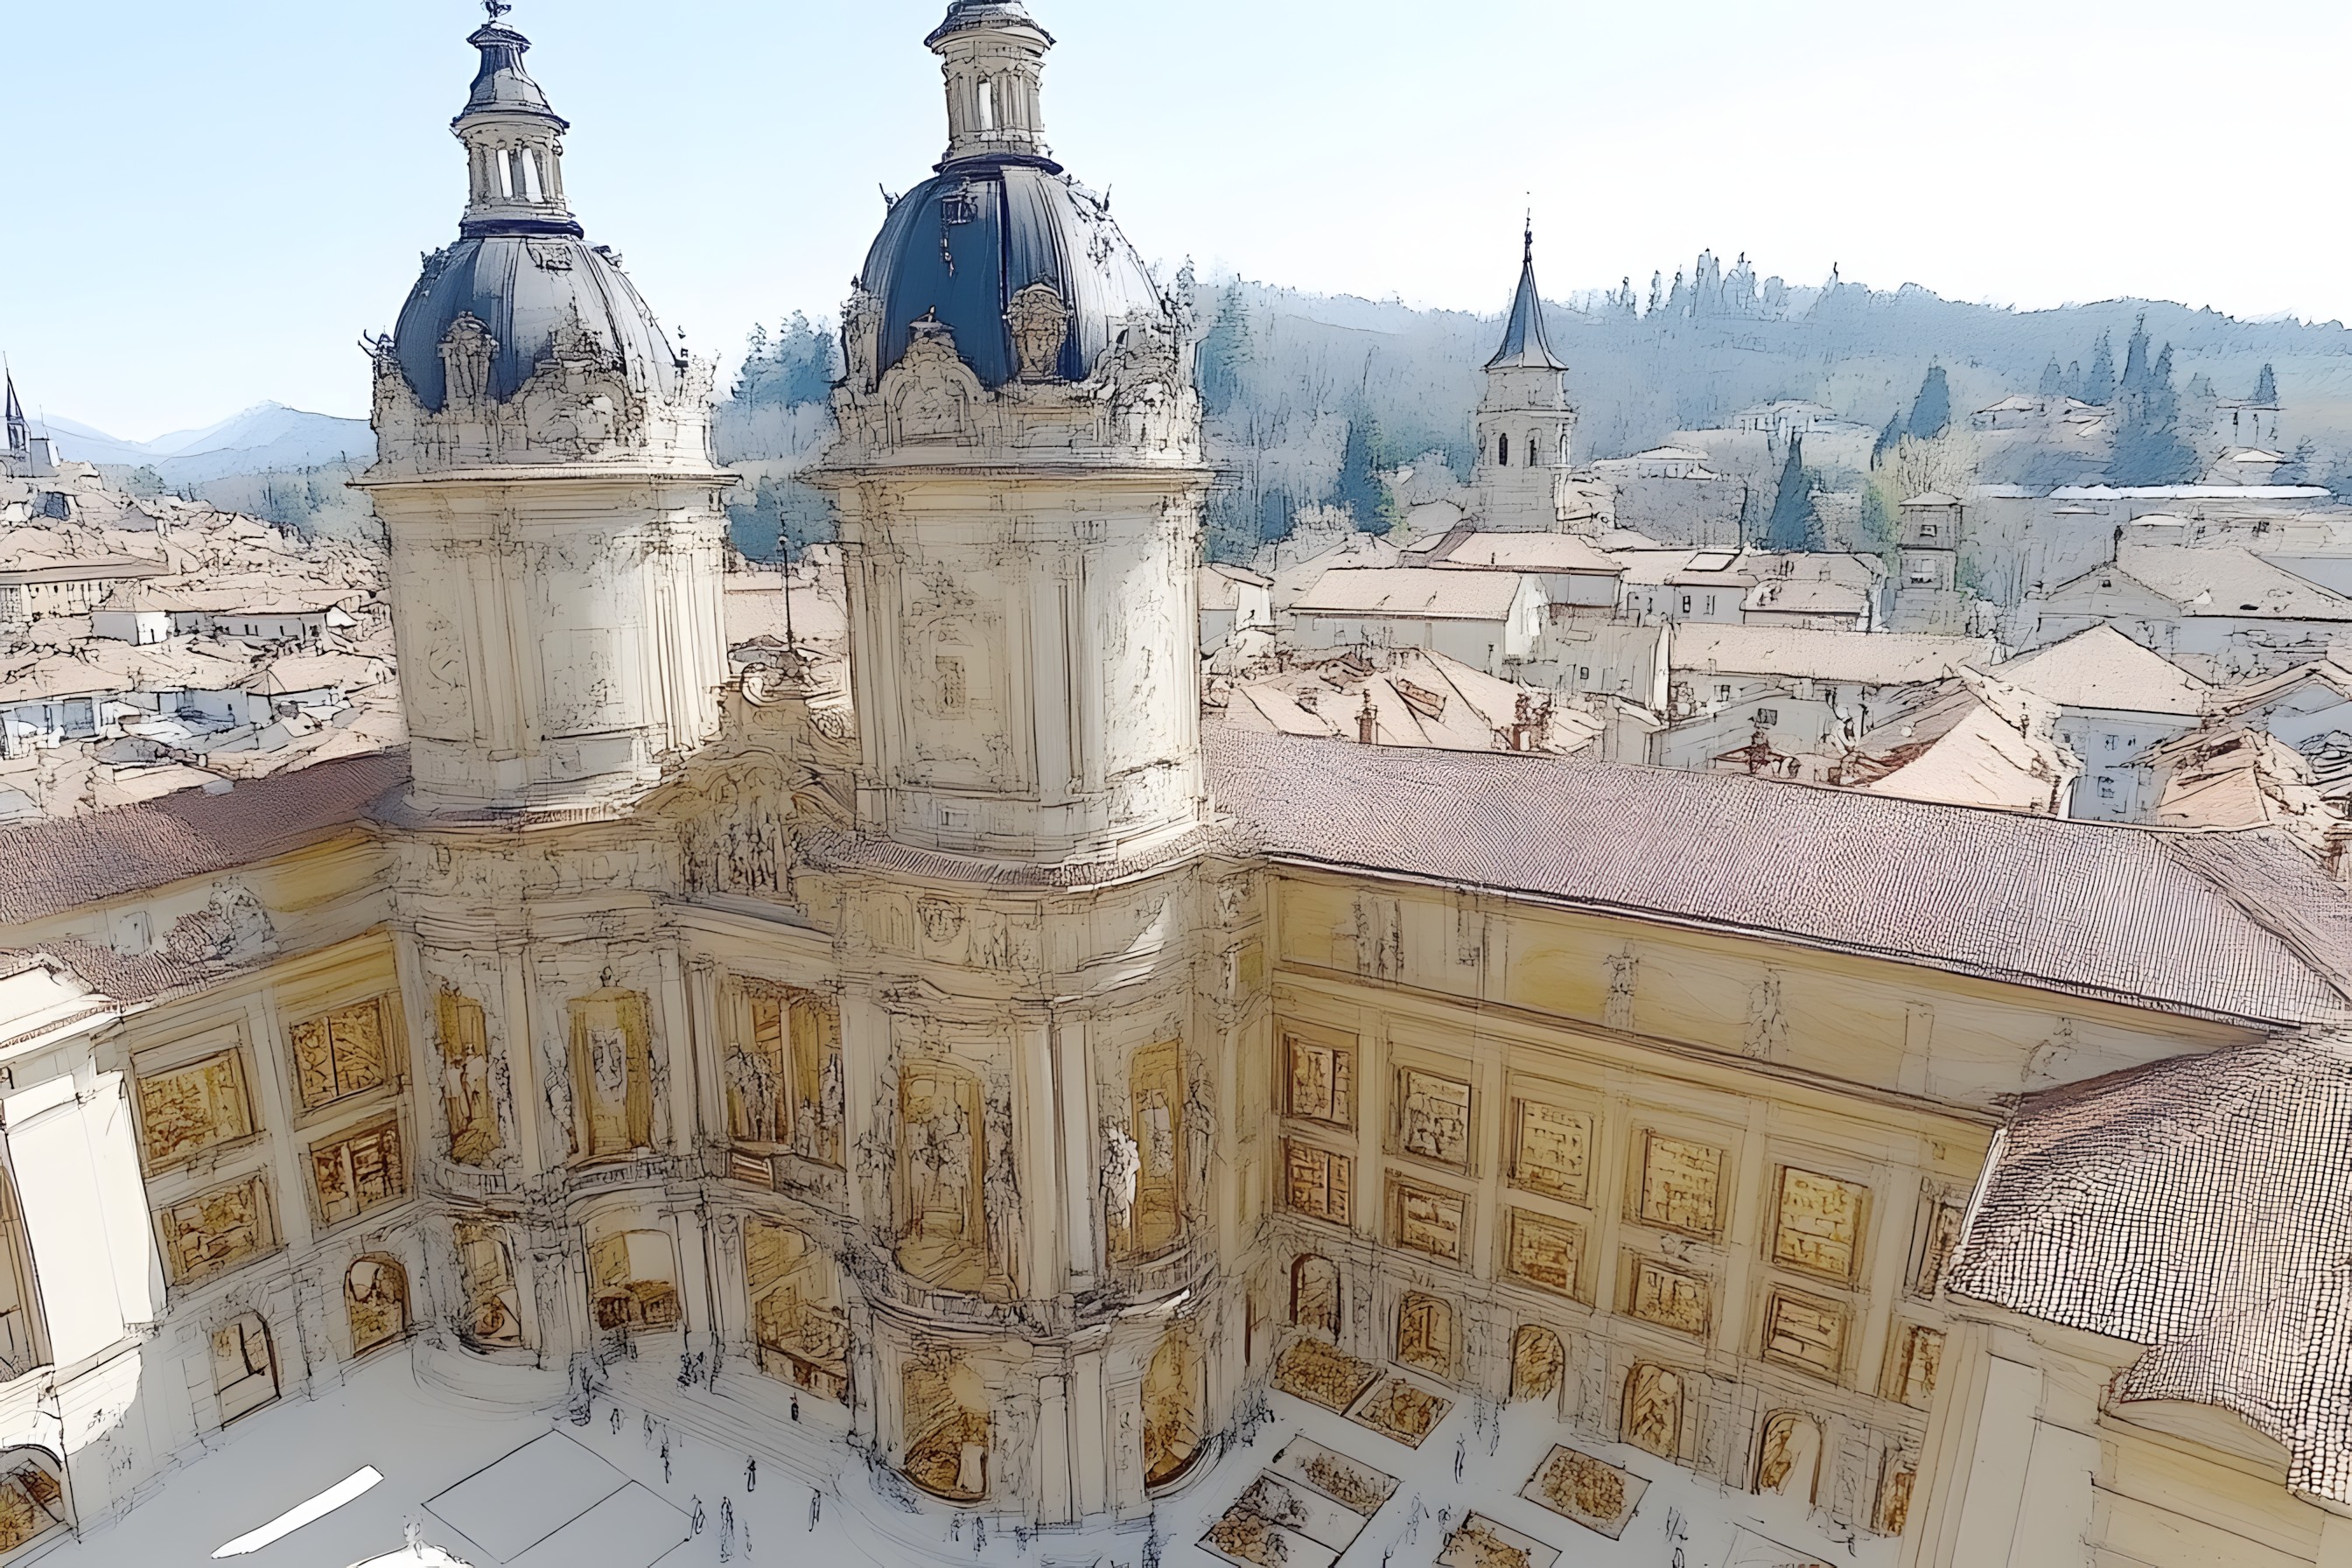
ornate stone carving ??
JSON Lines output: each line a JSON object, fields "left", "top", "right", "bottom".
{"left": 439, "top": 312, "right": 497, "bottom": 407}
{"left": 1005, "top": 283, "right": 1074, "bottom": 382}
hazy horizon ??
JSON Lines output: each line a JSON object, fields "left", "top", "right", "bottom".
{"left": 9, "top": 0, "right": 2350, "bottom": 437}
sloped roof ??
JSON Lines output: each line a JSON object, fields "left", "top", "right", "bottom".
{"left": 1199, "top": 562, "right": 1273, "bottom": 611}
{"left": 1946, "top": 1032, "right": 2352, "bottom": 1506}
{"left": 1292, "top": 568, "right": 1535, "bottom": 621}
{"left": 1852, "top": 688, "right": 2074, "bottom": 816}
{"left": 1997, "top": 623, "right": 2209, "bottom": 715}
{"left": 1425, "top": 531, "right": 1623, "bottom": 576}
{"left": 1203, "top": 724, "right": 2352, "bottom": 1024}
{"left": 1671, "top": 624, "right": 1996, "bottom": 686}
{"left": 0, "top": 750, "right": 407, "bottom": 925}
{"left": 1485, "top": 232, "right": 1567, "bottom": 373}
{"left": 2051, "top": 546, "right": 2352, "bottom": 622}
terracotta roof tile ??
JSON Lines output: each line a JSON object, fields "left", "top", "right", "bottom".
{"left": 0, "top": 750, "right": 408, "bottom": 926}
{"left": 1204, "top": 724, "right": 2352, "bottom": 1023}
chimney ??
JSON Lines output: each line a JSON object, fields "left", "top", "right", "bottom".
{"left": 1356, "top": 693, "right": 1378, "bottom": 746}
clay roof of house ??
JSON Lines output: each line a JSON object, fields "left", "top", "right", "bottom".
{"left": 1945, "top": 1031, "right": 2352, "bottom": 1507}
{"left": 0, "top": 749, "right": 407, "bottom": 925}
{"left": 1996, "top": 623, "right": 2210, "bottom": 715}
{"left": 1198, "top": 562, "right": 1273, "bottom": 611}
{"left": 1291, "top": 568, "right": 1536, "bottom": 621}
{"left": 1424, "top": 531, "right": 1624, "bottom": 577}
{"left": 1202, "top": 724, "right": 2352, "bottom": 1024}
{"left": 1671, "top": 624, "right": 1997, "bottom": 686}
{"left": 2048, "top": 546, "right": 2352, "bottom": 622}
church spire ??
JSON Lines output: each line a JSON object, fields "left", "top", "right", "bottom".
{"left": 1486, "top": 219, "right": 1566, "bottom": 373}
{"left": 452, "top": 6, "right": 582, "bottom": 239}
{"left": 3, "top": 369, "right": 25, "bottom": 459}
{"left": 927, "top": 0, "right": 1059, "bottom": 169}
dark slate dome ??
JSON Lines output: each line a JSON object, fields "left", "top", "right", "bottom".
{"left": 393, "top": 235, "right": 682, "bottom": 413}
{"left": 860, "top": 163, "right": 1164, "bottom": 390}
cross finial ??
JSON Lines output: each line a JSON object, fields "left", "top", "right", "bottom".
{"left": 1523, "top": 206, "right": 1534, "bottom": 265}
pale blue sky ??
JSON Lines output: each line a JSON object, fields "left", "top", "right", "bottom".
{"left": 8, "top": 0, "right": 2349, "bottom": 437}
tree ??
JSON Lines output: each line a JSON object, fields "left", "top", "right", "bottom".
{"left": 1905, "top": 364, "right": 1952, "bottom": 442}
{"left": 1333, "top": 407, "right": 1398, "bottom": 535}
{"left": 2038, "top": 359, "right": 2066, "bottom": 397}
{"left": 2255, "top": 363, "right": 2279, "bottom": 405}
{"left": 2110, "top": 318, "right": 2198, "bottom": 485}
{"left": 1871, "top": 412, "right": 1903, "bottom": 469}
{"left": 1197, "top": 286, "right": 1252, "bottom": 417}
{"left": 2083, "top": 331, "right": 2116, "bottom": 405}
{"left": 732, "top": 312, "right": 838, "bottom": 408}
{"left": 1763, "top": 435, "right": 1814, "bottom": 551}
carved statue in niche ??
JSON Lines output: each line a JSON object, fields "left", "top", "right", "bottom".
{"left": 897, "top": 1063, "right": 988, "bottom": 1292}
{"left": 436, "top": 990, "right": 503, "bottom": 1167}
{"left": 1755, "top": 1410, "right": 1823, "bottom": 1502}
{"left": 1123, "top": 1042, "right": 1185, "bottom": 1260}
{"left": 983, "top": 1081, "right": 1021, "bottom": 1286}
{"left": 1005, "top": 283, "right": 1074, "bottom": 382}
{"left": 542, "top": 1031, "right": 576, "bottom": 1158}
{"left": 567, "top": 987, "right": 655, "bottom": 1160}
{"left": 1142, "top": 1326, "right": 1208, "bottom": 1488}
{"left": 1510, "top": 1325, "right": 1565, "bottom": 1402}
{"left": 1396, "top": 1292, "right": 1456, "bottom": 1381}
{"left": 346, "top": 1256, "right": 410, "bottom": 1356}
{"left": 1351, "top": 895, "right": 1404, "bottom": 982}
{"left": 1184, "top": 1074, "right": 1214, "bottom": 1226}
{"left": 1100, "top": 1122, "right": 1141, "bottom": 1246}
{"left": 439, "top": 313, "right": 497, "bottom": 407}
{"left": 1744, "top": 970, "right": 1788, "bottom": 1060}
{"left": 1603, "top": 948, "right": 1639, "bottom": 1032}
{"left": 842, "top": 288, "right": 882, "bottom": 392}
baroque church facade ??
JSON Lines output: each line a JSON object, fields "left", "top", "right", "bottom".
{"left": 0, "top": 7, "right": 2348, "bottom": 1567}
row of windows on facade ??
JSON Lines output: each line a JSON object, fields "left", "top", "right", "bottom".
{"left": 1490, "top": 430, "right": 1568, "bottom": 468}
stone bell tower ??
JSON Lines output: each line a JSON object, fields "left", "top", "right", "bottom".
{"left": 802, "top": 0, "right": 1243, "bottom": 1530}
{"left": 1472, "top": 222, "right": 1580, "bottom": 533}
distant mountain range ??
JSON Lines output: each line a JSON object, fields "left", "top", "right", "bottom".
{"left": 38, "top": 403, "right": 374, "bottom": 485}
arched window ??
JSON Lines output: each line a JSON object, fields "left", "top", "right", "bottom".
{"left": 0, "top": 1451, "right": 67, "bottom": 1555}
{"left": 977, "top": 77, "right": 998, "bottom": 132}
{"left": 588, "top": 1228, "right": 682, "bottom": 1334}
{"left": 522, "top": 146, "right": 546, "bottom": 203}
{"left": 1509, "top": 1325, "right": 1564, "bottom": 1402}
{"left": 1497, "top": 432, "right": 1510, "bottom": 467}
{"left": 1529, "top": 430, "right": 1542, "bottom": 466}
{"left": 211, "top": 1312, "right": 279, "bottom": 1425}
{"left": 1622, "top": 1362, "right": 1682, "bottom": 1460}
{"left": 1142, "top": 1325, "right": 1208, "bottom": 1488}
{"left": 345, "top": 1256, "right": 410, "bottom": 1357}
{"left": 903, "top": 1358, "right": 990, "bottom": 1502}
{"left": 1290, "top": 1254, "right": 1340, "bottom": 1337}
{"left": 1396, "top": 1292, "right": 1456, "bottom": 1381}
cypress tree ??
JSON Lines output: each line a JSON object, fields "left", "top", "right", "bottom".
{"left": 1334, "top": 408, "right": 1396, "bottom": 535}
{"left": 2083, "top": 332, "right": 2116, "bottom": 404}
{"left": 1197, "top": 287, "right": 1253, "bottom": 417}
{"left": 2255, "top": 363, "right": 2279, "bottom": 404}
{"left": 2038, "top": 359, "right": 2066, "bottom": 397}
{"left": 1906, "top": 364, "right": 1952, "bottom": 442}
{"left": 2110, "top": 327, "right": 2199, "bottom": 485}
{"left": 1764, "top": 435, "right": 1813, "bottom": 551}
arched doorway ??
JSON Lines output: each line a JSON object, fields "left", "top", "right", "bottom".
{"left": 589, "top": 1229, "right": 683, "bottom": 1333}
{"left": 1755, "top": 1410, "right": 1823, "bottom": 1503}
{"left": 1509, "top": 1325, "right": 1564, "bottom": 1403}
{"left": 1622, "top": 1362, "right": 1682, "bottom": 1460}
{"left": 345, "top": 1256, "right": 410, "bottom": 1356}
{"left": 902, "top": 1359, "right": 990, "bottom": 1502}
{"left": 0, "top": 1452, "right": 66, "bottom": 1556}
{"left": 1290, "top": 1255, "right": 1340, "bottom": 1338}
{"left": 1143, "top": 1325, "right": 1208, "bottom": 1489}
{"left": 211, "top": 1312, "right": 278, "bottom": 1424}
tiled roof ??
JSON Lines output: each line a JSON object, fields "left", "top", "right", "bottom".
{"left": 1292, "top": 568, "right": 1532, "bottom": 621}
{"left": 0, "top": 750, "right": 407, "bottom": 926}
{"left": 1670, "top": 624, "right": 1995, "bottom": 686}
{"left": 1203, "top": 724, "right": 2352, "bottom": 1023}
{"left": 1945, "top": 1032, "right": 2352, "bottom": 1506}
{"left": 1997, "top": 623, "right": 2209, "bottom": 714}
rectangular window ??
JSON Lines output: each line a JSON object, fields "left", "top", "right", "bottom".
{"left": 1681, "top": 596, "right": 1693, "bottom": 614}
{"left": 1770, "top": 1167, "right": 1869, "bottom": 1283}
{"left": 1284, "top": 1139, "right": 1353, "bottom": 1227}
{"left": 1386, "top": 1177, "right": 1467, "bottom": 1264}
{"left": 2097, "top": 776, "right": 2117, "bottom": 801}
{"left": 155, "top": 1173, "right": 276, "bottom": 1287}
{"left": 1715, "top": 683, "right": 1732, "bottom": 702}
{"left": 309, "top": 1112, "right": 408, "bottom": 1228}
{"left": 1503, "top": 1208, "right": 1586, "bottom": 1298}
{"left": 1282, "top": 1026, "right": 1356, "bottom": 1130}
{"left": 289, "top": 997, "right": 393, "bottom": 1112}
{"left": 1754, "top": 708, "right": 1780, "bottom": 726}
{"left": 135, "top": 1047, "right": 256, "bottom": 1172}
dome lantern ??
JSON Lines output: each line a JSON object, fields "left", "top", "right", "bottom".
{"left": 926, "top": 0, "right": 1057, "bottom": 170}
{"left": 452, "top": 5, "right": 581, "bottom": 241}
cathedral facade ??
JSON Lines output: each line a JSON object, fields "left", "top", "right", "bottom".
{"left": 0, "top": 7, "right": 2345, "bottom": 1567}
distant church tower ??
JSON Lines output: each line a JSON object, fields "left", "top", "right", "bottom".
{"left": 361, "top": 13, "right": 728, "bottom": 815}
{"left": 1471, "top": 225, "right": 1580, "bottom": 533}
